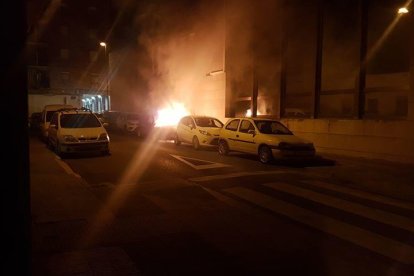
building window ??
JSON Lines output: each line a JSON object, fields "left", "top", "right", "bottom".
{"left": 61, "top": 72, "right": 70, "bottom": 85}
{"left": 89, "top": 51, "right": 98, "bottom": 62}
{"left": 60, "top": 49, "right": 69, "bottom": 59}
{"left": 60, "top": 25, "right": 68, "bottom": 36}
{"left": 88, "top": 29, "right": 97, "bottom": 40}
{"left": 395, "top": 96, "right": 408, "bottom": 117}
{"left": 366, "top": 98, "right": 378, "bottom": 115}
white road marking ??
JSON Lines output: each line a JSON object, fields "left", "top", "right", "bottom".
{"left": 225, "top": 187, "right": 414, "bottom": 265}
{"left": 189, "top": 171, "right": 284, "bottom": 182}
{"left": 264, "top": 182, "right": 414, "bottom": 233}
{"left": 55, "top": 157, "right": 81, "bottom": 178}
{"left": 302, "top": 180, "right": 414, "bottom": 212}
{"left": 170, "top": 154, "right": 231, "bottom": 170}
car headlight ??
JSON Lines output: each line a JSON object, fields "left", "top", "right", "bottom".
{"left": 199, "top": 130, "right": 211, "bottom": 136}
{"left": 98, "top": 133, "right": 109, "bottom": 141}
{"left": 63, "top": 135, "right": 78, "bottom": 142}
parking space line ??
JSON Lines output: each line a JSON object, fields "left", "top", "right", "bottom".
{"left": 302, "top": 180, "right": 414, "bottom": 212}
{"left": 264, "top": 182, "right": 414, "bottom": 232}
{"left": 225, "top": 187, "right": 414, "bottom": 265}
{"left": 189, "top": 171, "right": 284, "bottom": 182}
{"left": 170, "top": 154, "right": 231, "bottom": 170}
{"left": 55, "top": 157, "right": 81, "bottom": 178}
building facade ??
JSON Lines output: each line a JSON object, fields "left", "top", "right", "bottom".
{"left": 26, "top": 0, "right": 112, "bottom": 113}
{"left": 223, "top": 0, "right": 414, "bottom": 163}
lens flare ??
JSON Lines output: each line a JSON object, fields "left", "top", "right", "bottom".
{"left": 155, "top": 101, "right": 189, "bottom": 127}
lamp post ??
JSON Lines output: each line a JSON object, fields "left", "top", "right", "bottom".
{"left": 99, "top": 41, "right": 110, "bottom": 111}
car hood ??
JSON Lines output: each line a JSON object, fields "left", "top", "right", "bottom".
{"left": 60, "top": 127, "right": 106, "bottom": 138}
{"left": 198, "top": 127, "right": 222, "bottom": 135}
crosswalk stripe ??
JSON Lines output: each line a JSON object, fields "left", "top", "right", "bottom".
{"left": 225, "top": 187, "right": 414, "bottom": 264}
{"left": 302, "top": 180, "right": 414, "bottom": 212}
{"left": 189, "top": 171, "right": 284, "bottom": 182}
{"left": 264, "top": 182, "right": 414, "bottom": 233}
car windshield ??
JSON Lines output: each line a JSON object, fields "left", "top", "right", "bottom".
{"left": 60, "top": 114, "right": 102, "bottom": 128}
{"left": 194, "top": 117, "right": 223, "bottom": 128}
{"left": 254, "top": 120, "right": 293, "bottom": 135}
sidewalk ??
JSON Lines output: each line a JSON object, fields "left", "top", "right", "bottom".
{"left": 30, "top": 138, "right": 141, "bottom": 275}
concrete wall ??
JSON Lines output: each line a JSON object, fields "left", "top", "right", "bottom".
{"left": 28, "top": 94, "right": 81, "bottom": 115}
{"left": 281, "top": 118, "right": 414, "bottom": 164}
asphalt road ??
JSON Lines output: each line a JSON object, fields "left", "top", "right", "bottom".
{"left": 32, "top": 129, "right": 414, "bottom": 275}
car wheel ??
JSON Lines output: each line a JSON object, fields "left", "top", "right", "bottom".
{"left": 259, "top": 145, "right": 273, "bottom": 164}
{"left": 174, "top": 134, "right": 181, "bottom": 146}
{"left": 192, "top": 136, "right": 200, "bottom": 150}
{"left": 218, "top": 140, "right": 229, "bottom": 155}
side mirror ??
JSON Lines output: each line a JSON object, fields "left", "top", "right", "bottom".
{"left": 248, "top": 129, "right": 256, "bottom": 136}
{"left": 103, "top": 122, "right": 109, "bottom": 127}
{"left": 50, "top": 124, "right": 57, "bottom": 129}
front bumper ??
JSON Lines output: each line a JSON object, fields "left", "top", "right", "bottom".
{"left": 199, "top": 135, "right": 220, "bottom": 146}
{"left": 60, "top": 141, "right": 109, "bottom": 153}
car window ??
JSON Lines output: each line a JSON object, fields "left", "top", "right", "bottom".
{"left": 60, "top": 114, "right": 102, "bottom": 128}
{"left": 254, "top": 120, "right": 292, "bottom": 135}
{"left": 194, "top": 117, "right": 223, "bottom": 128}
{"left": 239, "top": 120, "right": 255, "bottom": 133}
{"left": 50, "top": 113, "right": 58, "bottom": 126}
{"left": 225, "top": 119, "right": 240, "bottom": 131}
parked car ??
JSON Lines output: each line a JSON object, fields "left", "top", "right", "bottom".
{"left": 218, "top": 117, "right": 315, "bottom": 163}
{"left": 47, "top": 108, "right": 110, "bottom": 156}
{"left": 114, "top": 112, "right": 154, "bottom": 137}
{"left": 40, "top": 104, "right": 74, "bottom": 141}
{"left": 29, "top": 112, "right": 42, "bottom": 131}
{"left": 175, "top": 115, "right": 224, "bottom": 150}
{"left": 102, "top": 110, "right": 122, "bottom": 130}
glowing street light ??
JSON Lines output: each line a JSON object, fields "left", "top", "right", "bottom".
{"left": 398, "top": 7, "right": 409, "bottom": 14}
{"left": 99, "top": 41, "right": 110, "bottom": 111}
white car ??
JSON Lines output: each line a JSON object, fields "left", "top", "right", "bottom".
{"left": 175, "top": 115, "right": 224, "bottom": 150}
{"left": 218, "top": 117, "right": 315, "bottom": 163}
{"left": 47, "top": 108, "right": 110, "bottom": 156}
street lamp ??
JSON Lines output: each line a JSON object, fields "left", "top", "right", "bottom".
{"left": 398, "top": 7, "right": 409, "bottom": 14}
{"left": 99, "top": 41, "right": 110, "bottom": 111}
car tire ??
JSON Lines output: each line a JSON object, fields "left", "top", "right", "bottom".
{"left": 174, "top": 134, "right": 181, "bottom": 146}
{"left": 218, "top": 140, "right": 229, "bottom": 155}
{"left": 259, "top": 145, "right": 273, "bottom": 164}
{"left": 192, "top": 136, "right": 200, "bottom": 150}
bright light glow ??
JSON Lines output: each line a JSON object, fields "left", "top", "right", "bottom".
{"left": 398, "top": 7, "right": 409, "bottom": 14}
{"left": 81, "top": 99, "right": 86, "bottom": 102}
{"left": 246, "top": 109, "right": 262, "bottom": 117}
{"left": 91, "top": 96, "right": 95, "bottom": 100}
{"left": 155, "top": 102, "right": 189, "bottom": 127}
{"left": 100, "top": 42, "right": 106, "bottom": 47}
{"left": 97, "top": 95, "right": 102, "bottom": 98}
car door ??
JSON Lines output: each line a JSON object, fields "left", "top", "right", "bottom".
{"left": 235, "top": 119, "right": 257, "bottom": 154}
{"left": 223, "top": 119, "right": 240, "bottom": 150}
